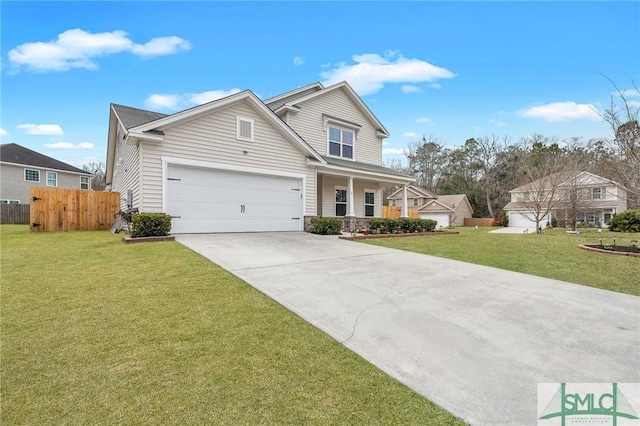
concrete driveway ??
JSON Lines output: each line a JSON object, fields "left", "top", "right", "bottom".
{"left": 176, "top": 232, "right": 639, "bottom": 425}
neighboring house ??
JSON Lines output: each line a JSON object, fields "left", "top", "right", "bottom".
{"left": 386, "top": 184, "right": 473, "bottom": 227}
{"left": 503, "top": 171, "right": 628, "bottom": 228}
{"left": 417, "top": 194, "right": 474, "bottom": 227}
{"left": 0, "top": 143, "right": 93, "bottom": 204}
{"left": 105, "top": 81, "right": 415, "bottom": 233}
{"left": 387, "top": 184, "right": 437, "bottom": 208}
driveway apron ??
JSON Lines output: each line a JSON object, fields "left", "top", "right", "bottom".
{"left": 175, "top": 232, "right": 640, "bottom": 425}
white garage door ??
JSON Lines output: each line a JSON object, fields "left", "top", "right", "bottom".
{"left": 419, "top": 213, "right": 449, "bottom": 228}
{"left": 508, "top": 212, "right": 537, "bottom": 228}
{"left": 167, "top": 165, "right": 302, "bottom": 233}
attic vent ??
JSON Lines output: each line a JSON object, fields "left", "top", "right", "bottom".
{"left": 236, "top": 116, "right": 254, "bottom": 142}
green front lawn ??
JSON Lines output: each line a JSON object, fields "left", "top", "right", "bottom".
{"left": 362, "top": 227, "right": 639, "bottom": 296}
{"left": 1, "top": 225, "right": 462, "bottom": 425}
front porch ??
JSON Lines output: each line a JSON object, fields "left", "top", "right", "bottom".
{"left": 304, "top": 162, "right": 415, "bottom": 231}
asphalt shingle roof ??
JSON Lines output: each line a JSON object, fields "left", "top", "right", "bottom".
{"left": 111, "top": 104, "right": 168, "bottom": 130}
{"left": 0, "top": 143, "right": 90, "bottom": 174}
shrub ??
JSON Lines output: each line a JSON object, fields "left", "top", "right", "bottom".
{"left": 310, "top": 217, "right": 343, "bottom": 235}
{"left": 609, "top": 210, "right": 640, "bottom": 232}
{"left": 131, "top": 213, "right": 172, "bottom": 238}
{"left": 368, "top": 218, "right": 436, "bottom": 234}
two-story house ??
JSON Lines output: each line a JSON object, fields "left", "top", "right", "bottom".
{"left": 503, "top": 171, "right": 629, "bottom": 228}
{"left": 0, "top": 143, "right": 93, "bottom": 204}
{"left": 105, "top": 81, "right": 414, "bottom": 233}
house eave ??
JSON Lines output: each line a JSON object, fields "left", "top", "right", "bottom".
{"left": 309, "top": 160, "right": 415, "bottom": 184}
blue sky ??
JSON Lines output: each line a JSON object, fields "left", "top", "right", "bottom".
{"left": 1, "top": 1, "right": 639, "bottom": 167}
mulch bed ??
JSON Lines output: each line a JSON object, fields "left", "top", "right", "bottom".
{"left": 339, "top": 231, "right": 458, "bottom": 241}
{"left": 122, "top": 235, "right": 175, "bottom": 244}
{"left": 579, "top": 244, "right": 640, "bottom": 258}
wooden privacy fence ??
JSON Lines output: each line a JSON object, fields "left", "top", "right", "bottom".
{"left": 382, "top": 206, "right": 420, "bottom": 219}
{"left": 30, "top": 187, "right": 121, "bottom": 232}
{"left": 0, "top": 204, "right": 30, "bottom": 224}
{"left": 463, "top": 217, "right": 497, "bottom": 227}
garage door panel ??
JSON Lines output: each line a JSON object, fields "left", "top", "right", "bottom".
{"left": 167, "top": 164, "right": 302, "bottom": 233}
{"left": 420, "top": 213, "right": 449, "bottom": 228}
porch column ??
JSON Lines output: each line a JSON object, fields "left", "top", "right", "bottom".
{"left": 401, "top": 184, "right": 408, "bottom": 218}
{"left": 347, "top": 176, "right": 355, "bottom": 217}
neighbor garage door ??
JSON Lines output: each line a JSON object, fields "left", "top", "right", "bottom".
{"left": 166, "top": 165, "right": 302, "bottom": 233}
{"left": 419, "top": 213, "right": 449, "bottom": 228}
{"left": 508, "top": 212, "right": 537, "bottom": 228}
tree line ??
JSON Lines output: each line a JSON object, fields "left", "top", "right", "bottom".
{"left": 384, "top": 81, "right": 640, "bottom": 222}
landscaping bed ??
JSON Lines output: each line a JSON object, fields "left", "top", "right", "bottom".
{"left": 579, "top": 244, "right": 640, "bottom": 257}
{"left": 340, "top": 230, "right": 458, "bottom": 240}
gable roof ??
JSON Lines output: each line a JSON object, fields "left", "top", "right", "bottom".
{"left": 111, "top": 104, "right": 168, "bottom": 130}
{"left": 510, "top": 171, "right": 626, "bottom": 193}
{"left": 387, "top": 184, "right": 437, "bottom": 200}
{"left": 417, "top": 194, "right": 473, "bottom": 213}
{"left": 264, "top": 82, "right": 325, "bottom": 111}
{"left": 0, "top": 143, "right": 89, "bottom": 174}
{"left": 271, "top": 81, "right": 390, "bottom": 138}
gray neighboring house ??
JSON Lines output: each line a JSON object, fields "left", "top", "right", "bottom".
{"left": 0, "top": 143, "right": 93, "bottom": 204}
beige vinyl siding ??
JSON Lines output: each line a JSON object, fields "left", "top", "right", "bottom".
{"left": 286, "top": 88, "right": 383, "bottom": 165}
{"left": 111, "top": 124, "right": 141, "bottom": 210}
{"left": 139, "top": 101, "right": 316, "bottom": 214}
{"left": 320, "top": 176, "right": 381, "bottom": 217}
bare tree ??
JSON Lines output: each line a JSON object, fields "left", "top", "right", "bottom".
{"left": 82, "top": 161, "right": 106, "bottom": 190}
{"left": 405, "top": 135, "right": 446, "bottom": 191}
{"left": 593, "top": 77, "right": 640, "bottom": 206}
{"left": 471, "top": 135, "right": 511, "bottom": 218}
{"left": 382, "top": 158, "right": 413, "bottom": 202}
{"left": 515, "top": 136, "right": 573, "bottom": 233}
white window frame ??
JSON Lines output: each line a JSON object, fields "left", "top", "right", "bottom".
{"left": 46, "top": 171, "right": 57, "bottom": 187}
{"left": 327, "top": 125, "right": 355, "bottom": 160}
{"left": 592, "top": 187, "right": 603, "bottom": 199}
{"left": 24, "top": 168, "right": 40, "bottom": 182}
{"left": 413, "top": 198, "right": 419, "bottom": 207}
{"left": 0, "top": 199, "right": 20, "bottom": 204}
{"left": 364, "top": 189, "right": 375, "bottom": 217}
{"left": 236, "top": 116, "right": 255, "bottom": 142}
{"left": 335, "top": 186, "right": 347, "bottom": 217}
{"left": 80, "top": 176, "right": 90, "bottom": 190}
{"left": 390, "top": 199, "right": 396, "bottom": 207}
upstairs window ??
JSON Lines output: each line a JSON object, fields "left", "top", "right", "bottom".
{"left": 592, "top": 187, "right": 603, "bottom": 199}
{"left": 46, "top": 171, "right": 57, "bottom": 187}
{"left": 328, "top": 126, "right": 354, "bottom": 159}
{"left": 236, "top": 116, "right": 254, "bottom": 142}
{"left": 25, "top": 169, "right": 40, "bottom": 182}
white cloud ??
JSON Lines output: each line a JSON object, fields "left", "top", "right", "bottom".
{"left": 43, "top": 141, "right": 94, "bottom": 149}
{"left": 144, "top": 88, "right": 242, "bottom": 111}
{"left": 130, "top": 36, "right": 191, "bottom": 58}
{"left": 8, "top": 28, "right": 191, "bottom": 72}
{"left": 320, "top": 51, "right": 455, "bottom": 95}
{"left": 403, "top": 132, "right": 419, "bottom": 138}
{"left": 401, "top": 85, "right": 421, "bottom": 94}
{"left": 489, "top": 119, "right": 508, "bottom": 127}
{"left": 17, "top": 123, "right": 64, "bottom": 135}
{"left": 0, "top": 128, "right": 8, "bottom": 136}
{"left": 293, "top": 56, "right": 305, "bottom": 66}
{"left": 144, "top": 94, "right": 181, "bottom": 110}
{"left": 518, "top": 101, "right": 601, "bottom": 122}
{"left": 382, "top": 147, "right": 406, "bottom": 155}
{"left": 187, "top": 89, "right": 241, "bottom": 104}
{"left": 429, "top": 83, "right": 442, "bottom": 90}
{"left": 416, "top": 117, "right": 433, "bottom": 124}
